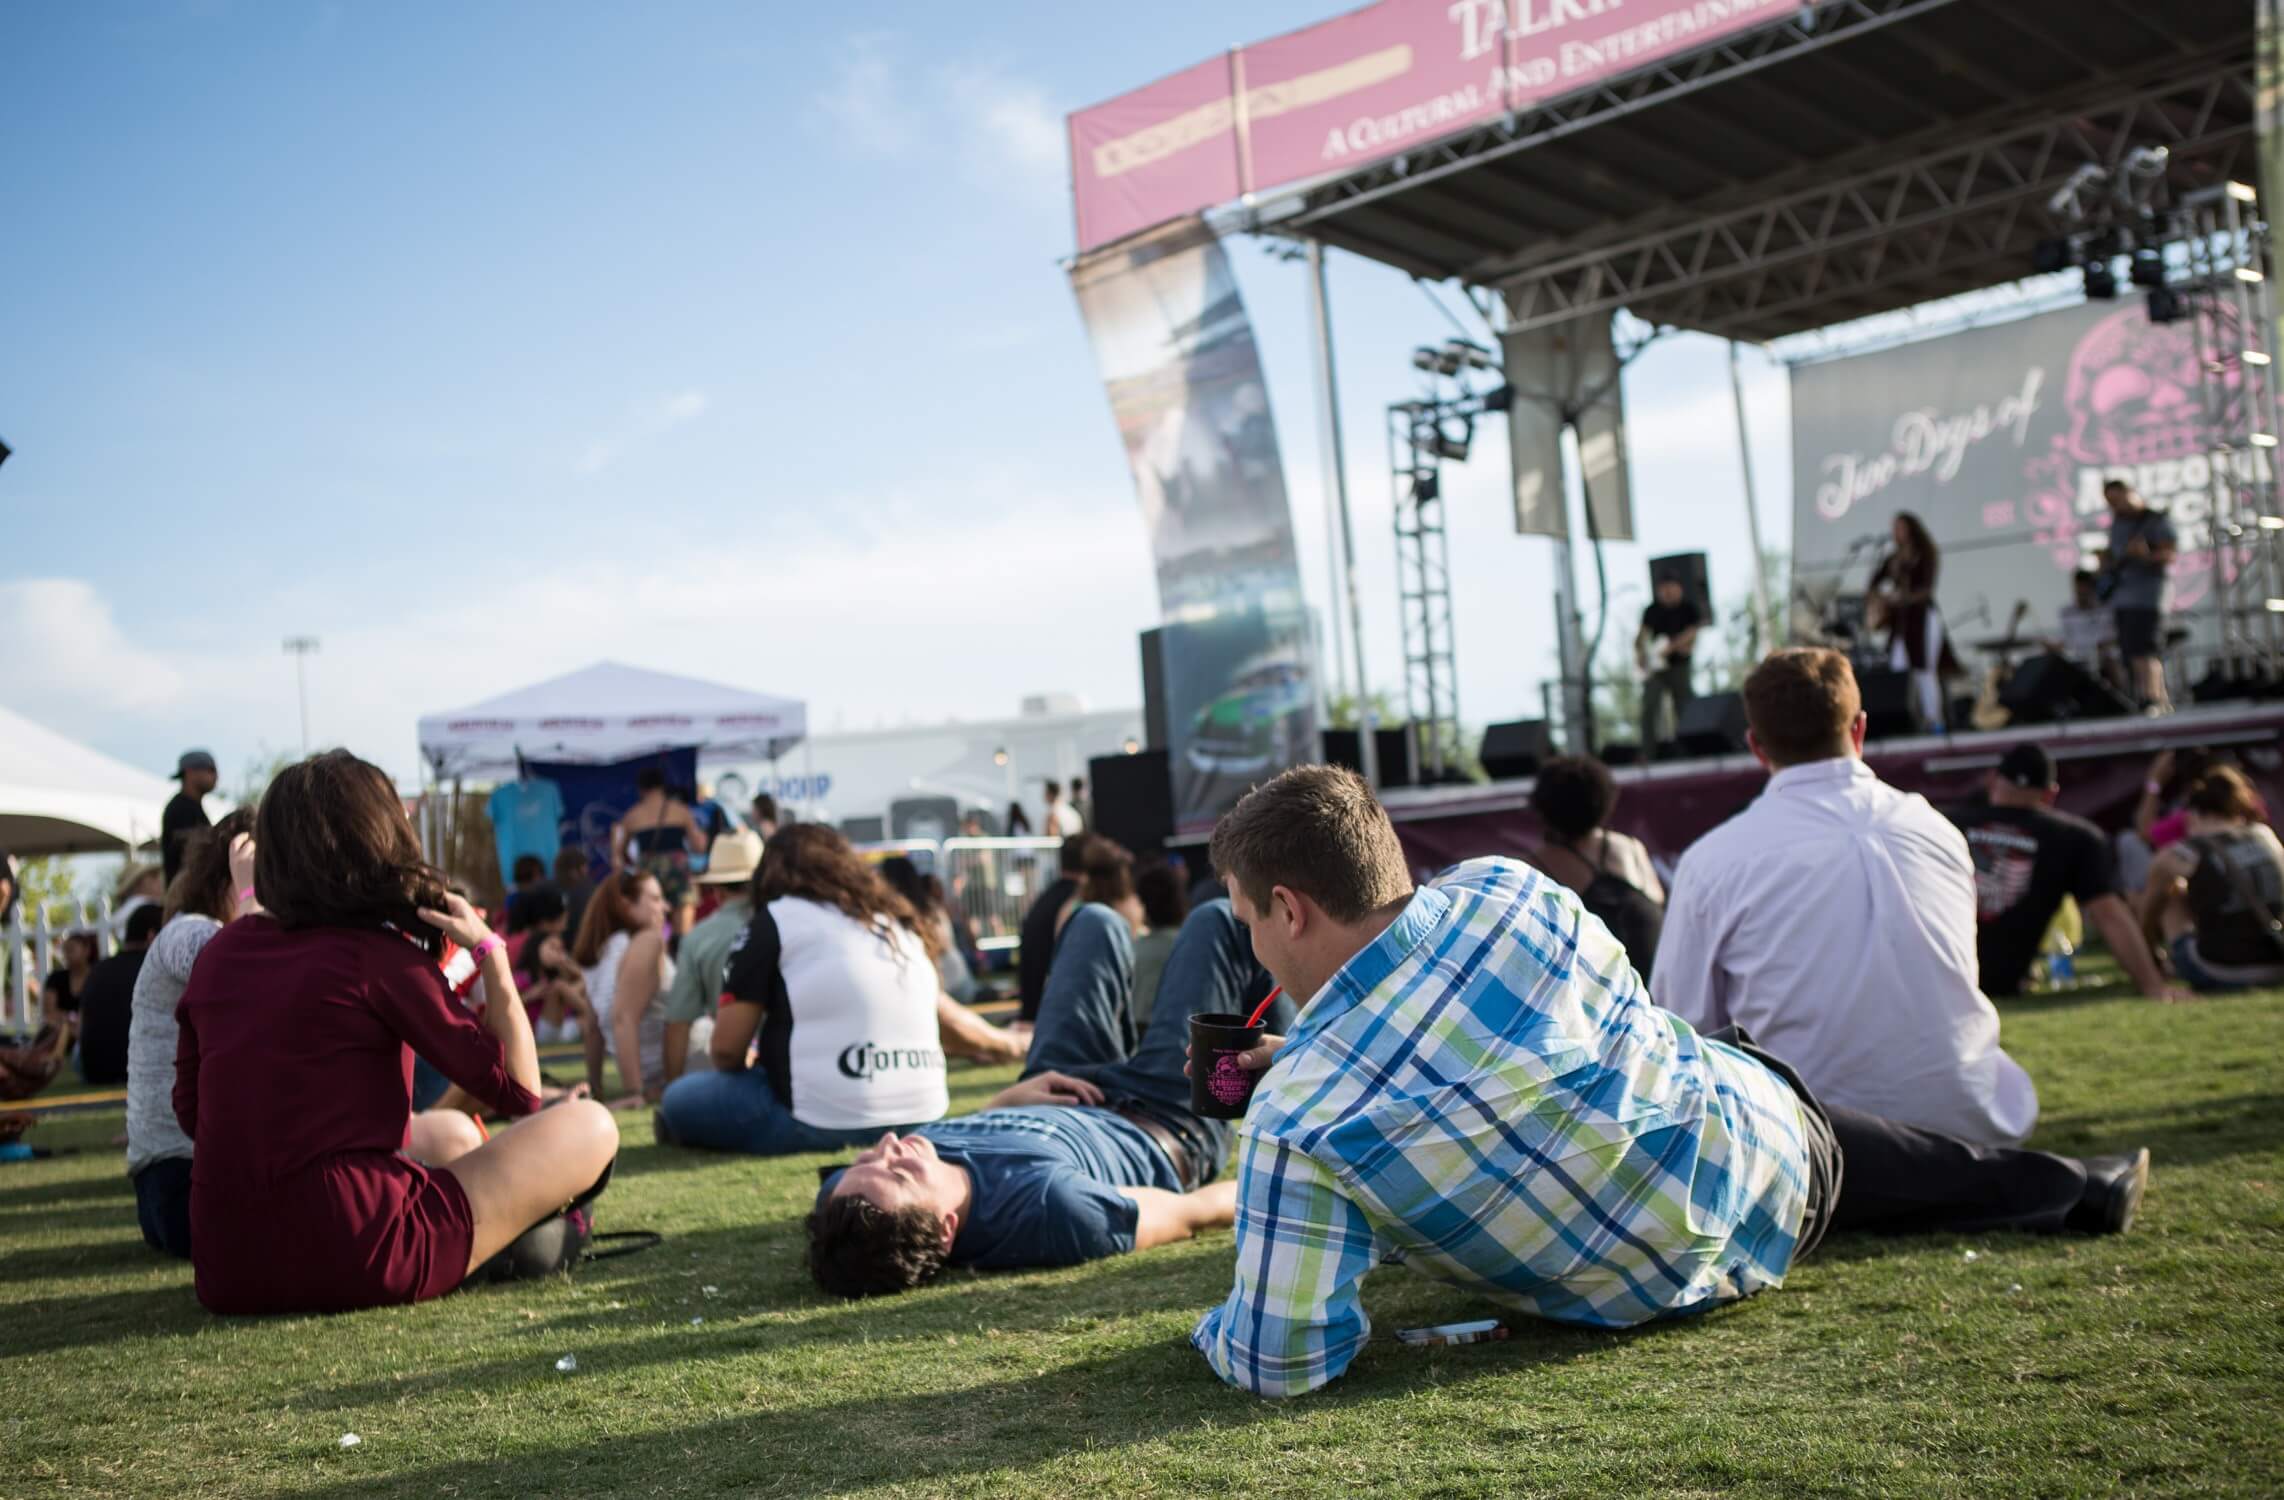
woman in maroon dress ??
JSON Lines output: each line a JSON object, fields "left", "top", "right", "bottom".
{"left": 173, "top": 751, "right": 619, "bottom": 1315}
{"left": 1870, "top": 510, "right": 1962, "bottom": 733}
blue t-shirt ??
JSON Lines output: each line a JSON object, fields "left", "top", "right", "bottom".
{"left": 819, "top": 1106, "right": 1179, "bottom": 1269}
{"left": 488, "top": 780, "right": 566, "bottom": 881}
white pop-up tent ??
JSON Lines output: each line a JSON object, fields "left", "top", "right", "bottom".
{"left": 416, "top": 661, "right": 807, "bottom": 780}
{"left": 0, "top": 704, "right": 185, "bottom": 856}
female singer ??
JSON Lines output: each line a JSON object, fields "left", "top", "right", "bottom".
{"left": 1869, "top": 511, "right": 1959, "bottom": 732}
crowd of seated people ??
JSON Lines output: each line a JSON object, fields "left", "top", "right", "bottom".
{"left": 46, "top": 650, "right": 2276, "bottom": 1379}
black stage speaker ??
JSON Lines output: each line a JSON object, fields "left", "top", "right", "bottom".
{"left": 1856, "top": 667, "right": 1918, "bottom": 740}
{"left": 1648, "top": 551, "right": 1712, "bottom": 617}
{"left": 1479, "top": 719, "right": 1553, "bottom": 780}
{"left": 1138, "top": 629, "right": 1169, "bottom": 752}
{"left": 2001, "top": 654, "right": 2134, "bottom": 723}
{"left": 1600, "top": 740, "right": 1642, "bottom": 767}
{"left": 1320, "top": 726, "right": 1419, "bottom": 789}
{"left": 1088, "top": 749, "right": 1174, "bottom": 857}
{"left": 1675, "top": 692, "right": 1749, "bottom": 757}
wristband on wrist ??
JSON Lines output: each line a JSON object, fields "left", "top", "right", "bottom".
{"left": 471, "top": 934, "right": 506, "bottom": 964}
{"left": 236, "top": 886, "right": 257, "bottom": 904}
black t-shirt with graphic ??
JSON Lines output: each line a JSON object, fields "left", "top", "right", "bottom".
{"left": 1640, "top": 599, "right": 1703, "bottom": 663}
{"left": 1944, "top": 802, "right": 2116, "bottom": 995}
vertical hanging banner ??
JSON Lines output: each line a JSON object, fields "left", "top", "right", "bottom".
{"left": 1501, "top": 314, "right": 1636, "bottom": 540}
{"left": 1070, "top": 217, "right": 1317, "bottom": 832}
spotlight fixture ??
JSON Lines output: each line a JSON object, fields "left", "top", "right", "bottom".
{"left": 2083, "top": 261, "right": 2118, "bottom": 300}
{"left": 2129, "top": 248, "right": 2166, "bottom": 288}
{"left": 992, "top": 747, "right": 1009, "bottom": 767}
{"left": 1411, "top": 471, "right": 1441, "bottom": 503}
{"left": 1121, "top": 738, "right": 1140, "bottom": 754}
{"left": 1411, "top": 347, "right": 1442, "bottom": 374}
{"left": 2146, "top": 286, "right": 2184, "bottom": 324}
{"left": 1441, "top": 338, "right": 1497, "bottom": 372}
{"left": 1481, "top": 383, "right": 1515, "bottom": 413}
{"left": 1428, "top": 421, "right": 1472, "bottom": 462}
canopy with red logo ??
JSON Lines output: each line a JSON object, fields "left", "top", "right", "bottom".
{"left": 416, "top": 661, "right": 806, "bottom": 780}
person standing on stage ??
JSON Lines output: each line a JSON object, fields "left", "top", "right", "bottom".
{"left": 1634, "top": 573, "right": 1701, "bottom": 759}
{"left": 2099, "top": 479, "right": 2177, "bottom": 715}
{"left": 1870, "top": 512, "right": 1957, "bottom": 734}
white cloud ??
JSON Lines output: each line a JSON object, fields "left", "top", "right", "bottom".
{"left": 0, "top": 579, "right": 188, "bottom": 713}
{"left": 813, "top": 39, "right": 1065, "bottom": 200}
{"left": 815, "top": 33, "right": 915, "bottom": 158}
{"left": 576, "top": 387, "right": 711, "bottom": 475}
{"left": 938, "top": 63, "right": 1063, "bottom": 184}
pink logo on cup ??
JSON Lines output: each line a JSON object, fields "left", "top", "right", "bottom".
{"left": 1209, "top": 1053, "right": 1254, "bottom": 1108}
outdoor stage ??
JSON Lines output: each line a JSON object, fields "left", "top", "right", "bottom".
{"left": 1377, "top": 700, "right": 2284, "bottom": 871}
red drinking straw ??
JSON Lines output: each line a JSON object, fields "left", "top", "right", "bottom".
{"left": 1244, "top": 986, "right": 1284, "bottom": 1029}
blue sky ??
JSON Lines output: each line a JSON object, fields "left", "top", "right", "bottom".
{"left": 0, "top": 0, "right": 1791, "bottom": 787}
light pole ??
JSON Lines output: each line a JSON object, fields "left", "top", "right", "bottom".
{"left": 282, "top": 636, "right": 320, "bottom": 753}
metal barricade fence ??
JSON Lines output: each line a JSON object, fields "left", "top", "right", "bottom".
{"left": 938, "top": 838, "right": 1067, "bottom": 952}
{"left": 850, "top": 840, "right": 942, "bottom": 877}
{"left": 3, "top": 899, "right": 117, "bottom": 1035}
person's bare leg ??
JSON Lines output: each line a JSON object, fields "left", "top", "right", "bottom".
{"left": 444, "top": 1098, "right": 619, "bottom": 1275}
{"left": 408, "top": 1107, "right": 485, "bottom": 1166}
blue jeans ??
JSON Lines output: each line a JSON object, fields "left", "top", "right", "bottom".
{"left": 656, "top": 1066, "right": 928, "bottom": 1156}
{"left": 1025, "top": 899, "right": 1290, "bottom": 1186}
{"left": 133, "top": 1156, "right": 194, "bottom": 1259}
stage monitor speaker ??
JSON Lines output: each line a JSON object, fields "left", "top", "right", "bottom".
{"left": 1648, "top": 551, "right": 1712, "bottom": 618}
{"left": 1087, "top": 749, "right": 1173, "bottom": 857}
{"left": 1479, "top": 719, "right": 1553, "bottom": 780}
{"left": 1320, "top": 726, "right": 1419, "bottom": 789}
{"left": 1600, "top": 741, "right": 1642, "bottom": 767}
{"left": 1138, "top": 629, "right": 1169, "bottom": 752}
{"left": 1675, "top": 692, "right": 1748, "bottom": 757}
{"left": 2001, "top": 654, "right": 2134, "bottom": 723}
{"left": 1857, "top": 668, "right": 1918, "bottom": 740}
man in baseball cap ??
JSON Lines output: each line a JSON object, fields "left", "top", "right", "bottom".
{"left": 162, "top": 751, "right": 220, "bottom": 885}
{"left": 658, "top": 829, "right": 766, "bottom": 1088}
{"left": 1945, "top": 742, "right": 2179, "bottom": 1000}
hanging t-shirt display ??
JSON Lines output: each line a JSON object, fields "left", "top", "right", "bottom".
{"left": 487, "top": 778, "right": 566, "bottom": 884}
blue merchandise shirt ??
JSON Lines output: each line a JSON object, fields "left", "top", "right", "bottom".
{"left": 818, "top": 1105, "right": 1179, "bottom": 1269}
{"left": 487, "top": 779, "right": 566, "bottom": 881}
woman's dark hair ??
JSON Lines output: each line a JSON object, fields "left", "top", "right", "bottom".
{"left": 755, "top": 824, "right": 940, "bottom": 959}
{"left": 1530, "top": 756, "right": 1619, "bottom": 843}
{"left": 168, "top": 806, "right": 261, "bottom": 924}
{"left": 571, "top": 870, "right": 659, "bottom": 969}
{"left": 1136, "top": 859, "right": 1189, "bottom": 931}
{"left": 507, "top": 885, "right": 568, "bottom": 934}
{"left": 1893, "top": 510, "right": 1937, "bottom": 561}
{"left": 1005, "top": 801, "right": 1032, "bottom": 836}
{"left": 255, "top": 751, "right": 451, "bottom": 957}
{"left": 510, "top": 854, "right": 547, "bottom": 885}
{"left": 2185, "top": 765, "right": 2263, "bottom": 823}
{"left": 553, "top": 846, "right": 590, "bottom": 885}
{"left": 876, "top": 856, "right": 943, "bottom": 918}
{"left": 635, "top": 768, "right": 666, "bottom": 793}
{"left": 1076, "top": 837, "right": 1135, "bottom": 908}
{"left": 2163, "top": 747, "right": 2229, "bottom": 803}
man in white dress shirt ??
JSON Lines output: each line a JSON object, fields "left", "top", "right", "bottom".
{"left": 1655, "top": 648, "right": 2037, "bottom": 1147}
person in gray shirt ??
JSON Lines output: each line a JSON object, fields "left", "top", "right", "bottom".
{"left": 2099, "top": 479, "right": 2178, "bottom": 714}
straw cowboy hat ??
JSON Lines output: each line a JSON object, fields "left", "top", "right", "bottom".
{"left": 695, "top": 829, "right": 763, "bottom": 886}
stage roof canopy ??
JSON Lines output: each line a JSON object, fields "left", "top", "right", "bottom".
{"left": 1075, "top": 0, "right": 2256, "bottom": 341}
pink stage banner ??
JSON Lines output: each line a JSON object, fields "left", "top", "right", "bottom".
{"left": 1070, "top": 0, "right": 1797, "bottom": 254}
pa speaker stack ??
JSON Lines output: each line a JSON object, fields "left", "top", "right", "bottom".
{"left": 1321, "top": 726, "right": 1419, "bottom": 789}
{"left": 1675, "top": 693, "right": 1749, "bottom": 757}
{"left": 1855, "top": 668, "right": 1919, "bottom": 740}
{"left": 1087, "top": 749, "right": 1174, "bottom": 857}
{"left": 2001, "top": 654, "right": 2134, "bottom": 723}
{"left": 1479, "top": 719, "right": 1553, "bottom": 780}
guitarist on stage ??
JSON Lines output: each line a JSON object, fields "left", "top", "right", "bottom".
{"left": 1635, "top": 572, "right": 1702, "bottom": 761}
{"left": 2097, "top": 479, "right": 2177, "bottom": 716}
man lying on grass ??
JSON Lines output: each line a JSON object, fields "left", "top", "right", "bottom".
{"left": 1190, "top": 765, "right": 2152, "bottom": 1398}
{"left": 806, "top": 895, "right": 1294, "bottom": 1295}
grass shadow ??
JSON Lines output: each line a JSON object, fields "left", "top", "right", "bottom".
{"left": 0, "top": 1173, "right": 134, "bottom": 1210}
{"left": 0, "top": 1281, "right": 203, "bottom": 1354}
{"left": 0, "top": 1234, "right": 167, "bottom": 1284}
{"left": 2032, "top": 1089, "right": 2283, "bottom": 1169}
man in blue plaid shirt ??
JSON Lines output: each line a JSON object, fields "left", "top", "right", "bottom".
{"left": 1192, "top": 766, "right": 2149, "bottom": 1398}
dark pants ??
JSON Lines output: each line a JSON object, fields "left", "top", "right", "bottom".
{"left": 1713, "top": 1027, "right": 2088, "bottom": 1250}
{"left": 133, "top": 1157, "right": 194, "bottom": 1259}
{"left": 1641, "top": 658, "right": 1694, "bottom": 757}
{"left": 1024, "top": 899, "right": 1290, "bottom": 1187}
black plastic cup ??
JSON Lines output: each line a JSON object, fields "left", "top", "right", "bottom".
{"left": 1189, "top": 1011, "right": 1267, "bottom": 1120}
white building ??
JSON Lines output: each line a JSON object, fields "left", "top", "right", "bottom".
{"left": 714, "top": 697, "right": 1143, "bottom": 842}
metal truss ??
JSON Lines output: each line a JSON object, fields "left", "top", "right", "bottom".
{"left": 1389, "top": 404, "right": 1462, "bottom": 781}
{"left": 1275, "top": 0, "right": 1964, "bottom": 232}
{"left": 1494, "top": 56, "right": 2255, "bottom": 338}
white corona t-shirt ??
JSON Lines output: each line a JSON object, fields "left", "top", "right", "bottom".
{"left": 719, "top": 896, "right": 949, "bottom": 1130}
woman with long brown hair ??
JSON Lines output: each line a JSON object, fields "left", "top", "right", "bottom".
{"left": 573, "top": 869, "right": 673, "bottom": 1109}
{"left": 171, "top": 751, "right": 618, "bottom": 1314}
{"left": 2139, "top": 765, "right": 2284, "bottom": 992}
{"left": 655, "top": 823, "right": 949, "bottom": 1155}
{"left": 1869, "top": 510, "right": 1961, "bottom": 732}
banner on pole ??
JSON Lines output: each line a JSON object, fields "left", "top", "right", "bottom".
{"left": 1070, "top": 218, "right": 1318, "bottom": 831}
{"left": 1502, "top": 314, "right": 1635, "bottom": 540}
{"left": 1790, "top": 299, "right": 2266, "bottom": 651}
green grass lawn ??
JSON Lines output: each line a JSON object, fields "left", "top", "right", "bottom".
{"left": 5, "top": 962, "right": 2281, "bottom": 1499}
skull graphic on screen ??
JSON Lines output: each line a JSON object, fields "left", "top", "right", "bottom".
{"left": 2058, "top": 305, "right": 2221, "bottom": 470}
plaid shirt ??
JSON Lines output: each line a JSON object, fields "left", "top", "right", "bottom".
{"left": 1192, "top": 858, "right": 1814, "bottom": 1398}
